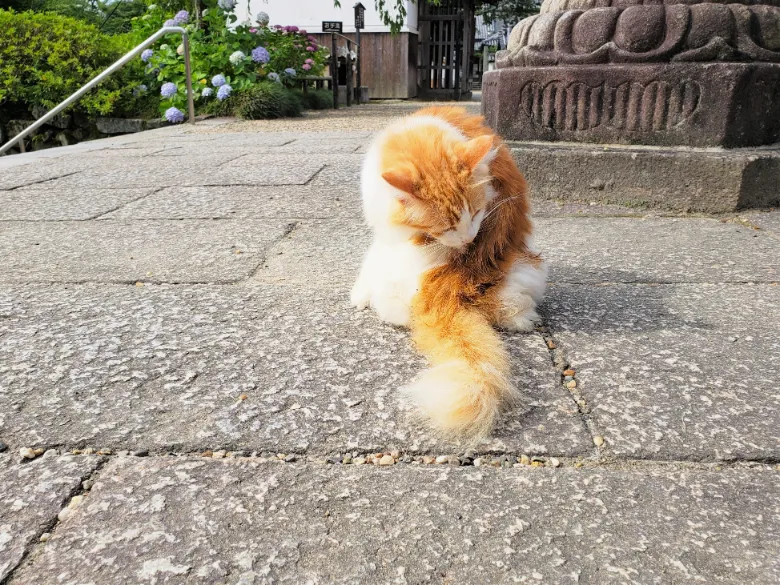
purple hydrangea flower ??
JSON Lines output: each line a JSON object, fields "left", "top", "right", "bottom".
{"left": 306, "top": 46, "right": 316, "bottom": 52}
{"left": 305, "top": 58, "right": 314, "bottom": 64}
{"left": 286, "top": 25, "right": 299, "bottom": 32}
{"left": 202, "top": 87, "right": 214, "bottom": 98}
{"left": 172, "top": 10, "right": 189, "bottom": 24}
{"left": 302, "top": 64, "right": 311, "bottom": 71}
{"left": 163, "top": 19, "right": 176, "bottom": 27}
{"left": 267, "top": 72, "right": 280, "bottom": 83}
{"left": 217, "top": 84, "right": 232, "bottom": 100}
{"left": 211, "top": 74, "right": 227, "bottom": 87}
{"left": 284, "top": 68, "right": 297, "bottom": 77}
{"left": 251, "top": 46, "right": 270, "bottom": 63}
{"left": 141, "top": 49, "right": 153, "bottom": 62}
{"left": 165, "top": 107, "right": 185, "bottom": 123}
{"left": 160, "top": 82, "right": 177, "bottom": 98}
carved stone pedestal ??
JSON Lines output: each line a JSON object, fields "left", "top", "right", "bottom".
{"left": 482, "top": 0, "right": 780, "bottom": 208}
{"left": 484, "top": 63, "right": 780, "bottom": 148}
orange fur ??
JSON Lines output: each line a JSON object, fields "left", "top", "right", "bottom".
{"left": 378, "top": 106, "right": 539, "bottom": 437}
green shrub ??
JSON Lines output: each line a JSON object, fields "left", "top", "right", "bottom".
{"left": 234, "top": 82, "right": 303, "bottom": 120}
{"left": 0, "top": 9, "right": 139, "bottom": 117}
{"left": 297, "top": 89, "right": 333, "bottom": 110}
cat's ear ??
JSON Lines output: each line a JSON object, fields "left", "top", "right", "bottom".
{"left": 459, "top": 135, "right": 497, "bottom": 171}
{"left": 382, "top": 169, "right": 416, "bottom": 200}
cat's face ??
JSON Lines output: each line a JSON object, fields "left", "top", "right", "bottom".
{"left": 382, "top": 134, "right": 496, "bottom": 250}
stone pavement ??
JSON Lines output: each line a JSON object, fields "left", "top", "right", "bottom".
{"left": 0, "top": 102, "right": 778, "bottom": 584}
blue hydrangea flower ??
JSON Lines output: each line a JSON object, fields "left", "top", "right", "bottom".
{"left": 251, "top": 46, "right": 270, "bottom": 64}
{"left": 172, "top": 10, "right": 189, "bottom": 24}
{"left": 165, "top": 107, "right": 185, "bottom": 124}
{"left": 160, "top": 82, "right": 177, "bottom": 98}
{"left": 211, "top": 74, "right": 227, "bottom": 87}
{"left": 201, "top": 87, "right": 213, "bottom": 98}
{"left": 163, "top": 19, "right": 176, "bottom": 27}
{"left": 217, "top": 0, "right": 236, "bottom": 10}
{"left": 267, "top": 72, "right": 280, "bottom": 83}
{"left": 217, "top": 84, "right": 232, "bottom": 101}
{"left": 141, "top": 49, "right": 153, "bottom": 62}
{"left": 284, "top": 68, "right": 297, "bottom": 77}
{"left": 229, "top": 51, "right": 246, "bottom": 66}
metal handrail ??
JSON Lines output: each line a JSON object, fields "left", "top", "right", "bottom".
{"left": 0, "top": 26, "right": 195, "bottom": 156}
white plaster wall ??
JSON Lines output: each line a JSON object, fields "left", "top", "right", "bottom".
{"left": 243, "top": 0, "right": 418, "bottom": 34}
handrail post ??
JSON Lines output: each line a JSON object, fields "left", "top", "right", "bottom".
{"left": 0, "top": 26, "right": 195, "bottom": 156}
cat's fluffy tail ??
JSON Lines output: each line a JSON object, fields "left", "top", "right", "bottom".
{"left": 403, "top": 302, "right": 514, "bottom": 438}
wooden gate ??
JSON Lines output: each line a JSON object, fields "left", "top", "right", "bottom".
{"left": 417, "top": 0, "right": 474, "bottom": 100}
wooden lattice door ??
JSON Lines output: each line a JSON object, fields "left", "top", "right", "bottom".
{"left": 418, "top": 0, "right": 474, "bottom": 100}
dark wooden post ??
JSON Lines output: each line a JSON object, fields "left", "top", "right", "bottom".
{"left": 346, "top": 40, "right": 353, "bottom": 107}
{"left": 355, "top": 29, "right": 361, "bottom": 102}
{"left": 331, "top": 34, "right": 339, "bottom": 110}
{"left": 354, "top": 2, "right": 365, "bottom": 103}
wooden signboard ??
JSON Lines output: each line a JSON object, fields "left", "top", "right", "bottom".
{"left": 322, "top": 21, "right": 343, "bottom": 34}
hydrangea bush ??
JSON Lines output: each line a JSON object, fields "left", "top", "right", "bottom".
{"left": 129, "top": 0, "right": 329, "bottom": 121}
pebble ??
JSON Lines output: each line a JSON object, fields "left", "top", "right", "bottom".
{"left": 82, "top": 480, "right": 94, "bottom": 491}
{"left": 519, "top": 455, "right": 531, "bottom": 465}
{"left": 212, "top": 450, "right": 226, "bottom": 459}
{"left": 566, "top": 380, "right": 577, "bottom": 389}
{"left": 97, "top": 449, "right": 112, "bottom": 455}
{"left": 57, "top": 508, "right": 74, "bottom": 522}
{"left": 448, "top": 456, "right": 461, "bottom": 466}
{"left": 133, "top": 449, "right": 149, "bottom": 457}
{"left": 563, "top": 369, "right": 576, "bottom": 377}
{"left": 39, "top": 533, "right": 51, "bottom": 543}
{"left": 400, "top": 455, "right": 412, "bottom": 464}
{"left": 390, "top": 450, "right": 401, "bottom": 458}
{"left": 284, "top": 454, "right": 297, "bottom": 463}
{"left": 68, "top": 495, "right": 85, "bottom": 509}
{"left": 326, "top": 456, "right": 342, "bottom": 464}
{"left": 422, "top": 456, "right": 435, "bottom": 465}
{"left": 233, "top": 450, "right": 250, "bottom": 458}
{"left": 531, "top": 461, "right": 544, "bottom": 468}
{"left": 20, "top": 447, "right": 36, "bottom": 460}
{"left": 378, "top": 455, "right": 395, "bottom": 466}
{"left": 549, "top": 457, "right": 561, "bottom": 468}
{"left": 352, "top": 457, "right": 366, "bottom": 465}
{"left": 82, "top": 448, "right": 95, "bottom": 455}
{"left": 201, "top": 450, "right": 214, "bottom": 458}
{"left": 0, "top": 440, "right": 8, "bottom": 453}
{"left": 513, "top": 463, "right": 523, "bottom": 468}
{"left": 33, "top": 448, "right": 45, "bottom": 456}
{"left": 473, "top": 458, "right": 483, "bottom": 467}
{"left": 435, "top": 455, "right": 449, "bottom": 464}
{"left": 564, "top": 375, "right": 575, "bottom": 382}
{"left": 593, "top": 436, "right": 605, "bottom": 447}
{"left": 546, "top": 340, "right": 557, "bottom": 349}
{"left": 342, "top": 455, "right": 353, "bottom": 464}
{"left": 459, "top": 456, "right": 473, "bottom": 466}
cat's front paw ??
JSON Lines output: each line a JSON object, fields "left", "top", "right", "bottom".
{"left": 499, "top": 308, "right": 540, "bottom": 333}
{"left": 350, "top": 283, "right": 371, "bottom": 310}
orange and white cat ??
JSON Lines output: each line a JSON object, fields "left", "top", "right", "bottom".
{"left": 351, "top": 106, "right": 546, "bottom": 437}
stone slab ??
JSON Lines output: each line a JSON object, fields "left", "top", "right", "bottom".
{"left": 11, "top": 458, "right": 780, "bottom": 584}
{"left": 483, "top": 63, "right": 780, "bottom": 147}
{"left": 0, "top": 454, "right": 100, "bottom": 582}
{"left": 0, "top": 164, "right": 79, "bottom": 190}
{"left": 0, "top": 220, "right": 293, "bottom": 283}
{"left": 537, "top": 217, "right": 780, "bottom": 284}
{"left": 0, "top": 283, "right": 588, "bottom": 455}
{"left": 511, "top": 142, "right": 780, "bottom": 213}
{"left": 101, "top": 185, "right": 360, "bottom": 220}
{"left": 0, "top": 188, "right": 155, "bottom": 221}
{"left": 543, "top": 283, "right": 780, "bottom": 460}
{"left": 34, "top": 162, "right": 325, "bottom": 189}
{"left": 254, "top": 218, "right": 369, "bottom": 287}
